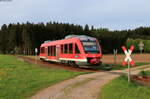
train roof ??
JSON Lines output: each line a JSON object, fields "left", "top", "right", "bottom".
{"left": 65, "top": 35, "right": 97, "bottom": 41}
{"left": 41, "top": 35, "right": 97, "bottom": 47}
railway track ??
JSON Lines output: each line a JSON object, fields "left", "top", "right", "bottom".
{"left": 17, "top": 56, "right": 101, "bottom": 72}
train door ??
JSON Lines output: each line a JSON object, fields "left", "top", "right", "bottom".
{"left": 56, "top": 45, "right": 61, "bottom": 61}
{"left": 45, "top": 47, "right": 48, "bottom": 58}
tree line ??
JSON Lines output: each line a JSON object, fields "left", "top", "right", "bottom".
{"left": 92, "top": 27, "right": 150, "bottom": 53}
{"left": 0, "top": 21, "right": 150, "bottom": 54}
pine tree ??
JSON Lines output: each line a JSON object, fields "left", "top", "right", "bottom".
{"left": 84, "top": 24, "right": 90, "bottom": 35}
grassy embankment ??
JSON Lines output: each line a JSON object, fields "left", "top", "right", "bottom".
{"left": 100, "top": 71, "right": 150, "bottom": 99}
{"left": 139, "top": 70, "right": 150, "bottom": 76}
{"left": 0, "top": 55, "right": 86, "bottom": 99}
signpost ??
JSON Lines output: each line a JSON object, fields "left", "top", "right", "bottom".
{"left": 35, "top": 48, "right": 38, "bottom": 64}
{"left": 122, "top": 45, "right": 134, "bottom": 82}
{"left": 138, "top": 41, "right": 144, "bottom": 54}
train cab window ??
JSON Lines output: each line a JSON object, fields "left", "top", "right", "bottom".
{"left": 69, "top": 43, "right": 73, "bottom": 54}
{"left": 64, "top": 44, "right": 68, "bottom": 54}
{"left": 75, "top": 44, "right": 80, "bottom": 54}
{"left": 82, "top": 41, "right": 100, "bottom": 54}
{"left": 61, "top": 45, "right": 64, "bottom": 54}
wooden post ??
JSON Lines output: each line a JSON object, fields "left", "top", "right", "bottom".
{"left": 113, "top": 49, "right": 118, "bottom": 65}
{"left": 35, "top": 48, "right": 38, "bottom": 64}
{"left": 128, "top": 60, "right": 131, "bottom": 82}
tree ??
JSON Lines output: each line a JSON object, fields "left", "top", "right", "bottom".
{"left": 21, "top": 26, "right": 32, "bottom": 54}
{"left": 84, "top": 24, "right": 90, "bottom": 35}
{"left": 0, "top": 24, "right": 8, "bottom": 53}
{"left": 7, "top": 24, "right": 17, "bottom": 52}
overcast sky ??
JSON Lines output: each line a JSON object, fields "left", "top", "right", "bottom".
{"left": 0, "top": 0, "right": 150, "bottom": 30}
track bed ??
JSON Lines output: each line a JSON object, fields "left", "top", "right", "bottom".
{"left": 17, "top": 56, "right": 101, "bottom": 72}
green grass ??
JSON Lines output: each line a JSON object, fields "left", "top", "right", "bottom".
{"left": 99, "top": 62, "right": 150, "bottom": 71}
{"left": 0, "top": 55, "right": 87, "bottom": 99}
{"left": 100, "top": 75, "right": 150, "bottom": 99}
{"left": 139, "top": 70, "right": 150, "bottom": 76}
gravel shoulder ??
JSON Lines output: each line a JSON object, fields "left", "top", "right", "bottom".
{"left": 30, "top": 65, "right": 150, "bottom": 99}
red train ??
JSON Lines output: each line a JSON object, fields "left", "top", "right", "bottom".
{"left": 39, "top": 35, "right": 102, "bottom": 68}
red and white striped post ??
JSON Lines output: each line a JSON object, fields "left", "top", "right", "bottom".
{"left": 122, "top": 45, "right": 134, "bottom": 82}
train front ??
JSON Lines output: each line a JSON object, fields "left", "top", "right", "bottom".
{"left": 78, "top": 36, "right": 102, "bottom": 67}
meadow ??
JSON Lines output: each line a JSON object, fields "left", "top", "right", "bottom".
{"left": 0, "top": 55, "right": 86, "bottom": 99}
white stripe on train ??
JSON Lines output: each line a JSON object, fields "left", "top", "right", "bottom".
{"left": 59, "top": 58, "right": 87, "bottom": 62}
{"left": 39, "top": 56, "right": 87, "bottom": 62}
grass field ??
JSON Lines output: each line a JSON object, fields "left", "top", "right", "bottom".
{"left": 0, "top": 55, "right": 86, "bottom": 99}
{"left": 100, "top": 75, "right": 150, "bottom": 99}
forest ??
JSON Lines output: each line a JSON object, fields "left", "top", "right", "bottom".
{"left": 0, "top": 21, "right": 150, "bottom": 54}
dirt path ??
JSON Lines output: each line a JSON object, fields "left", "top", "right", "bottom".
{"left": 30, "top": 65, "right": 150, "bottom": 99}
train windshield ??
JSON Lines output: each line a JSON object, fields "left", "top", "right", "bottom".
{"left": 82, "top": 41, "right": 100, "bottom": 54}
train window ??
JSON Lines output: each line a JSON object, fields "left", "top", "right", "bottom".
{"left": 69, "top": 43, "right": 73, "bottom": 54}
{"left": 48, "top": 46, "right": 51, "bottom": 56}
{"left": 75, "top": 44, "right": 80, "bottom": 54}
{"left": 64, "top": 44, "right": 68, "bottom": 54}
{"left": 43, "top": 47, "right": 45, "bottom": 53}
{"left": 41, "top": 47, "right": 45, "bottom": 53}
{"left": 40, "top": 48, "right": 42, "bottom": 53}
{"left": 54, "top": 46, "right": 56, "bottom": 56}
{"left": 61, "top": 45, "right": 64, "bottom": 54}
{"left": 51, "top": 46, "right": 53, "bottom": 56}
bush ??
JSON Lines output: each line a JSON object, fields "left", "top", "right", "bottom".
{"left": 139, "top": 70, "right": 150, "bottom": 76}
{"left": 144, "top": 40, "right": 150, "bottom": 53}
{"left": 126, "top": 39, "right": 150, "bottom": 53}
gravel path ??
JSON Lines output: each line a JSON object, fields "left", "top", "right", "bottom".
{"left": 30, "top": 65, "right": 150, "bottom": 99}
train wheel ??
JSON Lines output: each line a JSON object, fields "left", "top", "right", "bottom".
{"left": 70, "top": 61, "right": 78, "bottom": 68}
{"left": 40, "top": 58, "right": 45, "bottom": 61}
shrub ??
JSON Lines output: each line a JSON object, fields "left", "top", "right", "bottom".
{"left": 126, "top": 39, "right": 150, "bottom": 53}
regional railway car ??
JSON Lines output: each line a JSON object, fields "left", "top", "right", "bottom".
{"left": 39, "top": 35, "right": 102, "bottom": 68}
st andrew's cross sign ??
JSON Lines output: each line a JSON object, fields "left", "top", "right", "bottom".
{"left": 122, "top": 45, "right": 134, "bottom": 66}
{"left": 122, "top": 45, "right": 135, "bottom": 82}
